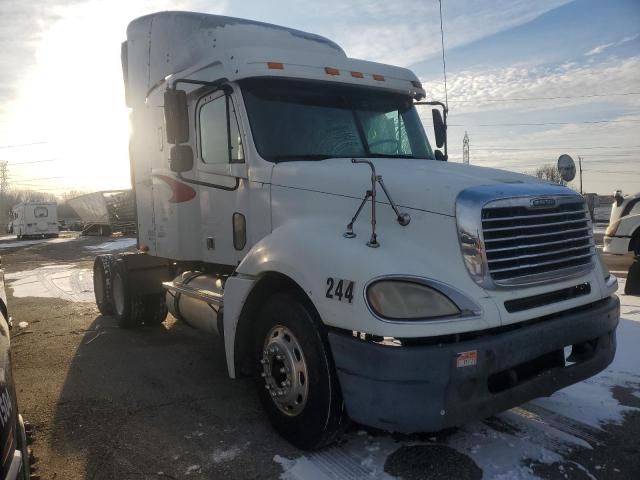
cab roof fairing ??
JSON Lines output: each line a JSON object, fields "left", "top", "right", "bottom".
{"left": 123, "top": 11, "right": 426, "bottom": 106}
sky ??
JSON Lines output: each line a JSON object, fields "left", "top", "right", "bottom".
{"left": 0, "top": 0, "right": 638, "bottom": 196}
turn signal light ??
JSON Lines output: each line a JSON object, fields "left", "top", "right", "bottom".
{"left": 267, "top": 62, "right": 284, "bottom": 70}
{"left": 325, "top": 67, "right": 340, "bottom": 76}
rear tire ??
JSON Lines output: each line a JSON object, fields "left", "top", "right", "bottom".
{"left": 142, "top": 294, "right": 168, "bottom": 326}
{"left": 93, "top": 255, "right": 116, "bottom": 315}
{"left": 254, "top": 292, "right": 347, "bottom": 450}
{"left": 111, "top": 261, "right": 145, "bottom": 328}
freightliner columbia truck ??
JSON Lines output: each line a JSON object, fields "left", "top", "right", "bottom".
{"left": 94, "top": 11, "right": 620, "bottom": 449}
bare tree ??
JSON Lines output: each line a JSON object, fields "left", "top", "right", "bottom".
{"left": 533, "top": 164, "right": 567, "bottom": 186}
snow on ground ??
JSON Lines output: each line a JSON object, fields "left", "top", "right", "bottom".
{"left": 276, "top": 282, "right": 640, "bottom": 480}
{"left": 0, "top": 235, "right": 75, "bottom": 249}
{"left": 6, "top": 264, "right": 93, "bottom": 302}
{"left": 84, "top": 238, "right": 137, "bottom": 252}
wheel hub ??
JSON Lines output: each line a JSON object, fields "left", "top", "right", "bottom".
{"left": 260, "top": 325, "right": 308, "bottom": 416}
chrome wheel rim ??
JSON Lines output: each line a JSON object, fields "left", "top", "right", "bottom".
{"left": 260, "top": 325, "right": 309, "bottom": 416}
{"left": 113, "top": 273, "right": 125, "bottom": 316}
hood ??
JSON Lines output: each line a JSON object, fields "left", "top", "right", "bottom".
{"left": 271, "top": 158, "right": 552, "bottom": 216}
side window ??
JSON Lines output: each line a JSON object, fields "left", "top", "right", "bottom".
{"left": 199, "top": 95, "right": 244, "bottom": 165}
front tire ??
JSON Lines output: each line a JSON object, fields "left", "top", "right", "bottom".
{"left": 254, "top": 292, "right": 347, "bottom": 450}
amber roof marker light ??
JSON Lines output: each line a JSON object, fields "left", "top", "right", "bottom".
{"left": 267, "top": 62, "right": 284, "bottom": 70}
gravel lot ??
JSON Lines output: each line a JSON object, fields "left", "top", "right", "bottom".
{"left": 3, "top": 233, "right": 638, "bottom": 480}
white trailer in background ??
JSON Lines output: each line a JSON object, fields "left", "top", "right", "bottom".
{"left": 11, "top": 202, "right": 59, "bottom": 239}
{"left": 92, "top": 12, "right": 620, "bottom": 450}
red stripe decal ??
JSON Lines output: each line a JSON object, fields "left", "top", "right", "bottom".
{"left": 153, "top": 175, "right": 196, "bottom": 203}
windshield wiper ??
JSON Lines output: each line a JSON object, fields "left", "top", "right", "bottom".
{"left": 271, "top": 154, "right": 340, "bottom": 162}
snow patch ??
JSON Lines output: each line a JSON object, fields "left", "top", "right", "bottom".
{"left": 84, "top": 238, "right": 136, "bottom": 252}
{"left": 0, "top": 236, "right": 74, "bottom": 249}
{"left": 6, "top": 264, "right": 93, "bottom": 302}
{"left": 18, "top": 321, "right": 28, "bottom": 328}
{"left": 210, "top": 444, "right": 247, "bottom": 464}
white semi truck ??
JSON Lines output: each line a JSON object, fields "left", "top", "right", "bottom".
{"left": 10, "top": 202, "right": 59, "bottom": 239}
{"left": 93, "top": 12, "right": 620, "bottom": 449}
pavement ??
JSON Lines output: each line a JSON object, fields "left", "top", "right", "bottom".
{"left": 3, "top": 233, "right": 639, "bottom": 480}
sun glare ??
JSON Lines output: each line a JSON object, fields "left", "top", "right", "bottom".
{"left": 3, "top": 1, "right": 160, "bottom": 194}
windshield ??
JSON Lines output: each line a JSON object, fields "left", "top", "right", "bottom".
{"left": 241, "top": 78, "right": 434, "bottom": 162}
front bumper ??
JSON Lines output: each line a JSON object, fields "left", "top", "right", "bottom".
{"left": 603, "top": 235, "right": 631, "bottom": 255}
{"left": 329, "top": 295, "right": 619, "bottom": 433}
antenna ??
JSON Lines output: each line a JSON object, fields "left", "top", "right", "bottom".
{"left": 463, "top": 131, "right": 470, "bottom": 165}
{"left": 438, "top": 0, "right": 449, "bottom": 109}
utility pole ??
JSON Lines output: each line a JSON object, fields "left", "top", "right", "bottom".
{"left": 0, "top": 161, "right": 7, "bottom": 230}
{"left": 578, "top": 156, "right": 583, "bottom": 194}
{"left": 0, "top": 161, "right": 7, "bottom": 197}
{"left": 463, "top": 131, "right": 469, "bottom": 165}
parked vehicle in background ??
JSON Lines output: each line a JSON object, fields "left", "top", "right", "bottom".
{"left": 10, "top": 202, "right": 59, "bottom": 240}
{"left": 604, "top": 191, "right": 640, "bottom": 256}
{"left": 0, "top": 260, "right": 31, "bottom": 479}
{"left": 92, "top": 12, "right": 620, "bottom": 450}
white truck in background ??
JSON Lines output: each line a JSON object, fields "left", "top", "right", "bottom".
{"left": 10, "top": 202, "right": 59, "bottom": 239}
{"left": 93, "top": 12, "right": 620, "bottom": 449}
{"left": 604, "top": 190, "right": 640, "bottom": 256}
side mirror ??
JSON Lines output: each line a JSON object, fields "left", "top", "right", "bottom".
{"left": 432, "top": 109, "right": 446, "bottom": 149}
{"left": 169, "top": 145, "right": 194, "bottom": 173}
{"left": 164, "top": 89, "right": 189, "bottom": 144}
{"left": 614, "top": 190, "right": 624, "bottom": 207}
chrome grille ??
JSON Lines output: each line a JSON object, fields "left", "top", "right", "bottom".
{"left": 482, "top": 198, "right": 594, "bottom": 285}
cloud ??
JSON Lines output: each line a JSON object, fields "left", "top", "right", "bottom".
{"left": 326, "top": 0, "right": 574, "bottom": 67}
{"left": 585, "top": 32, "right": 640, "bottom": 56}
{"left": 422, "top": 56, "right": 640, "bottom": 114}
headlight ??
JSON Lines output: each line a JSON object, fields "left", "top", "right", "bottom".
{"left": 366, "top": 280, "right": 460, "bottom": 320}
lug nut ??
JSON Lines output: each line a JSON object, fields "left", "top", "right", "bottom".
{"left": 271, "top": 391, "right": 277, "bottom": 397}
{"left": 265, "top": 384, "right": 271, "bottom": 390}
{"left": 260, "top": 372, "right": 266, "bottom": 377}
{"left": 279, "top": 367, "right": 286, "bottom": 373}
{"left": 276, "top": 354, "right": 284, "bottom": 361}
{"left": 259, "top": 359, "right": 266, "bottom": 365}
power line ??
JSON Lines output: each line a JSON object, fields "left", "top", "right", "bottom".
{"left": 447, "top": 92, "right": 640, "bottom": 103}
{"left": 9, "top": 176, "right": 65, "bottom": 183}
{"left": 2, "top": 158, "right": 60, "bottom": 166}
{"left": 0, "top": 141, "right": 48, "bottom": 149}
{"left": 448, "top": 119, "right": 640, "bottom": 127}
{"left": 472, "top": 145, "right": 640, "bottom": 151}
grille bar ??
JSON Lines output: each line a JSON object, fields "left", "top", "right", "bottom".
{"left": 484, "top": 226, "right": 590, "bottom": 244}
{"left": 482, "top": 209, "right": 586, "bottom": 223}
{"left": 489, "top": 251, "right": 593, "bottom": 274}
{"left": 483, "top": 217, "right": 588, "bottom": 233}
{"left": 488, "top": 243, "right": 594, "bottom": 264}
{"left": 485, "top": 234, "right": 593, "bottom": 254}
